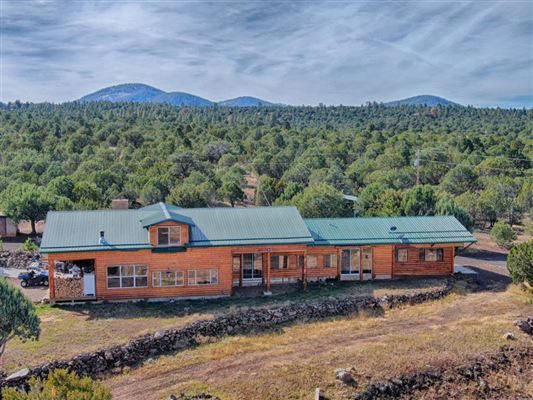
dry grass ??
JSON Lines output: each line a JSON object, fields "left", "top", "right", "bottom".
{"left": 1, "top": 277, "right": 446, "bottom": 372}
{"left": 106, "top": 284, "right": 533, "bottom": 400}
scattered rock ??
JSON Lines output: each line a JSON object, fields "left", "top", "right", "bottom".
{"left": 169, "top": 394, "right": 220, "bottom": 400}
{"left": 5, "top": 368, "right": 29, "bottom": 382}
{"left": 503, "top": 332, "right": 516, "bottom": 340}
{"left": 514, "top": 317, "right": 533, "bottom": 336}
{"left": 335, "top": 368, "right": 356, "bottom": 386}
{"left": 0, "top": 250, "right": 37, "bottom": 270}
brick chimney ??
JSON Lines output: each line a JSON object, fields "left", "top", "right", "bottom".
{"left": 111, "top": 199, "right": 129, "bottom": 210}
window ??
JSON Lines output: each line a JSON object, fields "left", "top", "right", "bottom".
{"left": 307, "top": 255, "right": 318, "bottom": 268}
{"left": 188, "top": 269, "right": 218, "bottom": 285}
{"left": 396, "top": 248, "right": 408, "bottom": 262}
{"left": 152, "top": 271, "right": 184, "bottom": 287}
{"left": 232, "top": 255, "right": 241, "bottom": 273}
{"left": 324, "top": 254, "right": 337, "bottom": 268}
{"left": 242, "top": 253, "right": 262, "bottom": 279}
{"left": 157, "top": 226, "right": 181, "bottom": 246}
{"left": 298, "top": 255, "right": 305, "bottom": 269}
{"left": 107, "top": 265, "right": 148, "bottom": 288}
{"left": 419, "top": 248, "right": 444, "bottom": 262}
{"left": 271, "top": 255, "right": 289, "bottom": 269}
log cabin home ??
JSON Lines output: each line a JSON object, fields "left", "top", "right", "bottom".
{"left": 40, "top": 203, "right": 476, "bottom": 303}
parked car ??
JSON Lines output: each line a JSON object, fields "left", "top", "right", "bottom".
{"left": 18, "top": 268, "right": 49, "bottom": 288}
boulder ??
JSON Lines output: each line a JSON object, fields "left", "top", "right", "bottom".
{"left": 335, "top": 368, "right": 356, "bottom": 386}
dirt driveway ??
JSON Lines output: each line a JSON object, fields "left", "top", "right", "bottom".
{"left": 5, "top": 277, "right": 48, "bottom": 302}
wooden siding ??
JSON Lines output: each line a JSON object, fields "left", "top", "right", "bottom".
{"left": 392, "top": 244, "right": 455, "bottom": 276}
{"left": 48, "top": 242, "right": 460, "bottom": 301}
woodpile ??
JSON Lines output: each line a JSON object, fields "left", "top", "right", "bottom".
{"left": 54, "top": 277, "right": 83, "bottom": 299}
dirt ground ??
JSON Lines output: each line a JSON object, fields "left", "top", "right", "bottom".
{"left": 104, "top": 278, "right": 531, "bottom": 400}
{"left": 101, "top": 237, "right": 532, "bottom": 400}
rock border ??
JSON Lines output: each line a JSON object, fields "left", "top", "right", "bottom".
{"left": 354, "top": 345, "right": 533, "bottom": 400}
{"left": 0, "top": 279, "right": 454, "bottom": 394}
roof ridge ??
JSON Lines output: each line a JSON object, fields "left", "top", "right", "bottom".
{"left": 304, "top": 215, "right": 456, "bottom": 221}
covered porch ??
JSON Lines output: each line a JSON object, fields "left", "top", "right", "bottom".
{"left": 231, "top": 249, "right": 339, "bottom": 292}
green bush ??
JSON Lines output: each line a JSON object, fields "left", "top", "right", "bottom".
{"left": 490, "top": 221, "right": 517, "bottom": 248}
{"left": 507, "top": 240, "right": 533, "bottom": 285}
{"left": 0, "top": 278, "right": 40, "bottom": 359}
{"left": 2, "top": 369, "right": 112, "bottom": 399}
{"left": 21, "top": 238, "right": 38, "bottom": 252}
{"left": 0, "top": 236, "right": 3, "bottom": 251}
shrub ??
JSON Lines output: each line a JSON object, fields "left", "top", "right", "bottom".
{"left": 2, "top": 369, "right": 112, "bottom": 399}
{"left": 490, "top": 221, "right": 517, "bottom": 248}
{"left": 0, "top": 236, "right": 3, "bottom": 251}
{"left": 21, "top": 238, "right": 38, "bottom": 252}
{"left": 507, "top": 240, "right": 533, "bottom": 285}
{"left": 0, "top": 278, "right": 40, "bottom": 358}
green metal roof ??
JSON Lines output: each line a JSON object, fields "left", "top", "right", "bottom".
{"left": 304, "top": 216, "right": 476, "bottom": 246}
{"left": 40, "top": 204, "right": 476, "bottom": 254}
{"left": 140, "top": 203, "right": 195, "bottom": 227}
{"left": 40, "top": 205, "right": 313, "bottom": 253}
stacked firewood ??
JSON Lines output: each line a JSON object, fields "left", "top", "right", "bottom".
{"left": 54, "top": 277, "right": 83, "bottom": 298}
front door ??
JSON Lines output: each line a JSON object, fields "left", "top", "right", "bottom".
{"left": 341, "top": 249, "right": 360, "bottom": 280}
{"left": 361, "top": 248, "right": 373, "bottom": 280}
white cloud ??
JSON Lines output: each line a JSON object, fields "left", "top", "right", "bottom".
{"left": 0, "top": 0, "right": 531, "bottom": 106}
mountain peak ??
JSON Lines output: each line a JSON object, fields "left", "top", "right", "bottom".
{"left": 218, "top": 96, "right": 274, "bottom": 107}
{"left": 385, "top": 95, "right": 458, "bottom": 107}
{"left": 78, "top": 84, "right": 275, "bottom": 107}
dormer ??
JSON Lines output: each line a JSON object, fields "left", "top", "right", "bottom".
{"left": 140, "top": 203, "right": 194, "bottom": 248}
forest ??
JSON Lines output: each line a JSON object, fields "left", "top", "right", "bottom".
{"left": 0, "top": 101, "right": 531, "bottom": 234}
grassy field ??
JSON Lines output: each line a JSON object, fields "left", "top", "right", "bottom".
{"left": 1, "top": 277, "right": 447, "bottom": 372}
{"left": 104, "top": 283, "right": 533, "bottom": 400}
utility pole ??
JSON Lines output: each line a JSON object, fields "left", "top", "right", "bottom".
{"left": 414, "top": 149, "right": 420, "bottom": 186}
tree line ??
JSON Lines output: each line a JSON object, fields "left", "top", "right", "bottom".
{"left": 0, "top": 101, "right": 531, "bottom": 234}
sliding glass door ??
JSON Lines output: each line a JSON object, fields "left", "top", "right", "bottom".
{"left": 341, "top": 249, "right": 360, "bottom": 275}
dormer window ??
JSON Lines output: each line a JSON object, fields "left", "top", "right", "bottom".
{"left": 157, "top": 226, "right": 181, "bottom": 246}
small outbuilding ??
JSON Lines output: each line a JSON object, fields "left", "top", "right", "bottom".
{"left": 0, "top": 213, "right": 17, "bottom": 237}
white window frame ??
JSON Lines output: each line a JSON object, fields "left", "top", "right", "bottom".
{"left": 157, "top": 226, "right": 181, "bottom": 246}
{"left": 188, "top": 269, "right": 219, "bottom": 285}
{"left": 107, "top": 264, "right": 148, "bottom": 289}
{"left": 152, "top": 270, "right": 184, "bottom": 287}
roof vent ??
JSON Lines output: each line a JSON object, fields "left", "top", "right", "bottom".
{"left": 99, "top": 231, "right": 108, "bottom": 245}
{"left": 390, "top": 226, "right": 397, "bottom": 232}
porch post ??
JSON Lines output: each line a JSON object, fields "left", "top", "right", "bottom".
{"left": 267, "top": 252, "right": 271, "bottom": 292}
{"left": 337, "top": 248, "right": 341, "bottom": 279}
{"left": 302, "top": 252, "right": 308, "bottom": 290}
{"left": 48, "top": 256, "right": 55, "bottom": 302}
{"left": 239, "top": 254, "right": 243, "bottom": 288}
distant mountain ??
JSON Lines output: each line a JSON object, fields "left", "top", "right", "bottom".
{"left": 79, "top": 84, "right": 277, "bottom": 107}
{"left": 79, "top": 83, "right": 214, "bottom": 106}
{"left": 218, "top": 96, "right": 274, "bottom": 107}
{"left": 385, "top": 95, "right": 458, "bottom": 107}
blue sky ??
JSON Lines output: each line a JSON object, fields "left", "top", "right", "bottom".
{"left": 1, "top": 0, "right": 532, "bottom": 107}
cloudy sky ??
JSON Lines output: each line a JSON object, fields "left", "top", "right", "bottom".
{"left": 1, "top": 0, "right": 532, "bottom": 107}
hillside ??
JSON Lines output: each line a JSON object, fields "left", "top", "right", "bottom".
{"left": 79, "top": 83, "right": 274, "bottom": 106}
{"left": 79, "top": 83, "right": 214, "bottom": 106}
{"left": 0, "top": 101, "right": 530, "bottom": 233}
{"left": 385, "top": 95, "right": 458, "bottom": 107}
{"left": 218, "top": 96, "right": 274, "bottom": 107}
